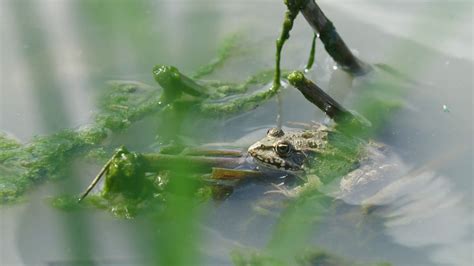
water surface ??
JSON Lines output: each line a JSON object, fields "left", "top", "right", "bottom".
{"left": 1, "top": 1, "right": 472, "bottom": 265}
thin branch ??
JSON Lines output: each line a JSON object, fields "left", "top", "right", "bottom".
{"left": 287, "top": 71, "right": 352, "bottom": 123}
{"left": 77, "top": 150, "right": 123, "bottom": 202}
{"left": 299, "top": 0, "right": 371, "bottom": 75}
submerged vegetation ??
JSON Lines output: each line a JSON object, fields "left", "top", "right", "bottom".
{"left": 0, "top": 0, "right": 378, "bottom": 204}
{"left": 0, "top": 35, "right": 279, "bottom": 204}
{"left": 0, "top": 129, "right": 106, "bottom": 203}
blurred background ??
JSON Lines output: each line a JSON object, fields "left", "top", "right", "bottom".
{"left": 1, "top": 0, "right": 473, "bottom": 265}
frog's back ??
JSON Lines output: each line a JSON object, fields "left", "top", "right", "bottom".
{"left": 335, "top": 141, "right": 406, "bottom": 204}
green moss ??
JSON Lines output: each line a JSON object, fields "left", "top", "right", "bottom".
{"left": 287, "top": 71, "right": 306, "bottom": 88}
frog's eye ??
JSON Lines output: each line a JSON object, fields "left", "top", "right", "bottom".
{"left": 275, "top": 141, "right": 291, "bottom": 156}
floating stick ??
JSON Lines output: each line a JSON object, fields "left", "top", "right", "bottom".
{"left": 299, "top": 0, "right": 371, "bottom": 75}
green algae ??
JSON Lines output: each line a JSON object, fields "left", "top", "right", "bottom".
{"left": 192, "top": 33, "right": 241, "bottom": 79}
{"left": 305, "top": 34, "right": 317, "bottom": 70}
{"left": 0, "top": 32, "right": 264, "bottom": 204}
{"left": 0, "top": 81, "right": 162, "bottom": 203}
{"left": 274, "top": 0, "right": 304, "bottom": 88}
{"left": 95, "top": 80, "right": 164, "bottom": 131}
{"left": 151, "top": 65, "right": 292, "bottom": 117}
{"left": 50, "top": 194, "right": 85, "bottom": 212}
{"left": 101, "top": 148, "right": 150, "bottom": 199}
{"left": 199, "top": 69, "right": 292, "bottom": 116}
{"left": 0, "top": 130, "right": 105, "bottom": 203}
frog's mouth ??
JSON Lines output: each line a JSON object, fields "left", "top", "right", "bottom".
{"left": 248, "top": 152, "right": 302, "bottom": 173}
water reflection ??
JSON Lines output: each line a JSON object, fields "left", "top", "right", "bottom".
{"left": 0, "top": 1, "right": 40, "bottom": 139}
{"left": 35, "top": 0, "right": 93, "bottom": 126}
{"left": 361, "top": 158, "right": 472, "bottom": 265}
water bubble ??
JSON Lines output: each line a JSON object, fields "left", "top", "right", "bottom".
{"left": 442, "top": 104, "right": 450, "bottom": 113}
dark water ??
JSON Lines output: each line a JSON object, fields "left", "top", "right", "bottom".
{"left": 1, "top": 1, "right": 472, "bottom": 265}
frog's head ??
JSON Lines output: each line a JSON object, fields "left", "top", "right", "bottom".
{"left": 248, "top": 127, "right": 326, "bottom": 173}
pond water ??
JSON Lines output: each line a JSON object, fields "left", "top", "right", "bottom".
{"left": 1, "top": 0, "right": 473, "bottom": 265}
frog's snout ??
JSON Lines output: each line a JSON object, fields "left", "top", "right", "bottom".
{"left": 247, "top": 142, "right": 261, "bottom": 157}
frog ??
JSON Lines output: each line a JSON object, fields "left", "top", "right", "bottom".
{"left": 247, "top": 124, "right": 402, "bottom": 203}
{"left": 248, "top": 125, "right": 331, "bottom": 174}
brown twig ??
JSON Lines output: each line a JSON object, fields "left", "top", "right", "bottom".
{"left": 299, "top": 0, "right": 371, "bottom": 75}
{"left": 77, "top": 150, "right": 122, "bottom": 202}
{"left": 287, "top": 71, "right": 352, "bottom": 122}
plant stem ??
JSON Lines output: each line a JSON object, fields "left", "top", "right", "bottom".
{"left": 274, "top": 1, "right": 301, "bottom": 88}
{"left": 305, "top": 33, "right": 317, "bottom": 70}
